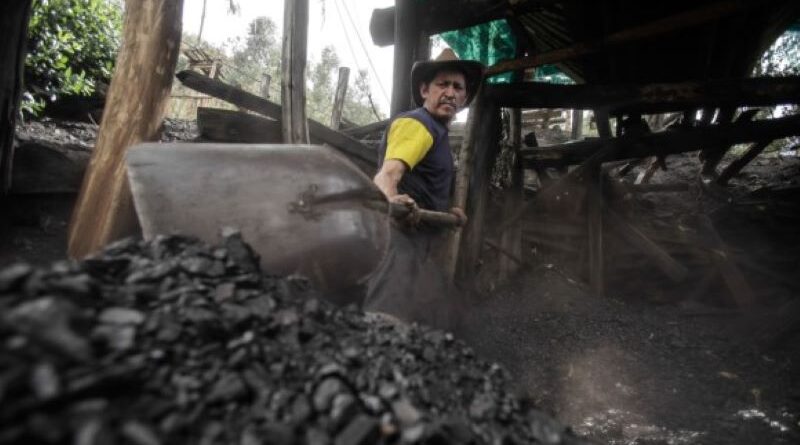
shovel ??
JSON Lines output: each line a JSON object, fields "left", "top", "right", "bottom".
{"left": 126, "top": 143, "right": 460, "bottom": 303}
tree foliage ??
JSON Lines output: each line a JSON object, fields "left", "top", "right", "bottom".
{"left": 23, "top": 0, "right": 123, "bottom": 115}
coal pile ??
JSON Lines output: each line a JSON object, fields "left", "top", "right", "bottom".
{"left": 0, "top": 232, "right": 587, "bottom": 445}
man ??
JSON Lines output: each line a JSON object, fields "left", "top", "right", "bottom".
{"left": 364, "top": 49, "right": 484, "bottom": 328}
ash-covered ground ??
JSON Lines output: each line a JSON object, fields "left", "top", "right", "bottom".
{"left": 1, "top": 118, "right": 799, "bottom": 444}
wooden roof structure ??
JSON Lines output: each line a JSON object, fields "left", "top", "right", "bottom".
{"left": 373, "top": 0, "right": 800, "bottom": 89}
{"left": 373, "top": 0, "right": 800, "bottom": 296}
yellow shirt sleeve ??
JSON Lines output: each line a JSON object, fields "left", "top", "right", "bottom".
{"left": 384, "top": 117, "right": 433, "bottom": 170}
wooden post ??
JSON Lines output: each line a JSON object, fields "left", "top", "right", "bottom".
{"left": 498, "top": 107, "right": 523, "bottom": 280}
{"left": 458, "top": 101, "right": 501, "bottom": 282}
{"left": 0, "top": 0, "right": 33, "bottom": 194}
{"left": 390, "top": 0, "right": 417, "bottom": 117}
{"left": 260, "top": 72, "right": 271, "bottom": 99}
{"left": 587, "top": 108, "right": 611, "bottom": 296}
{"left": 571, "top": 109, "right": 583, "bottom": 140}
{"left": 330, "top": 67, "right": 350, "bottom": 130}
{"left": 281, "top": 0, "right": 310, "bottom": 144}
{"left": 68, "top": 0, "right": 184, "bottom": 258}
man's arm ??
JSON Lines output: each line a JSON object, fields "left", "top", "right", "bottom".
{"left": 373, "top": 159, "right": 414, "bottom": 206}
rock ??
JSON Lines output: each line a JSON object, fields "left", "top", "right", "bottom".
{"left": 334, "top": 414, "right": 379, "bottom": 445}
{"left": 30, "top": 361, "right": 60, "bottom": 399}
{"left": 5, "top": 296, "right": 92, "bottom": 362}
{"left": 0, "top": 262, "right": 33, "bottom": 292}
{"left": 314, "top": 377, "right": 347, "bottom": 412}
{"left": 121, "top": 421, "right": 161, "bottom": 445}
{"left": 0, "top": 234, "right": 586, "bottom": 445}
{"left": 99, "top": 307, "right": 145, "bottom": 325}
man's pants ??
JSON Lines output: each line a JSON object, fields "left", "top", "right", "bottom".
{"left": 363, "top": 225, "right": 461, "bottom": 330}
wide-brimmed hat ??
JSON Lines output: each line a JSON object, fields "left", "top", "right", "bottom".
{"left": 411, "top": 48, "right": 484, "bottom": 107}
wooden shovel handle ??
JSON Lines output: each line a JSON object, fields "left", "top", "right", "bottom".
{"left": 388, "top": 202, "right": 463, "bottom": 227}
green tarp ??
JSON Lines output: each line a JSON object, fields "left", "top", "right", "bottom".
{"left": 439, "top": 19, "right": 573, "bottom": 84}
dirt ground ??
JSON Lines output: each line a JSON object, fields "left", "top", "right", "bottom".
{"left": 2, "top": 119, "right": 799, "bottom": 444}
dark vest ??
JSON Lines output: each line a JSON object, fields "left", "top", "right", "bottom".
{"left": 378, "top": 107, "right": 453, "bottom": 212}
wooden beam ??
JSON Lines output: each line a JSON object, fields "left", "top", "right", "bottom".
{"left": 606, "top": 209, "right": 689, "bottom": 282}
{"left": 716, "top": 139, "right": 771, "bottom": 185}
{"left": 281, "top": 0, "right": 310, "bottom": 144}
{"left": 176, "top": 71, "right": 376, "bottom": 167}
{"left": 0, "top": 0, "right": 32, "bottom": 194}
{"left": 486, "top": 76, "right": 800, "bottom": 113}
{"left": 521, "top": 113, "right": 800, "bottom": 166}
{"left": 330, "top": 67, "right": 350, "bottom": 130}
{"left": 68, "top": 0, "right": 184, "bottom": 258}
{"left": 370, "top": 1, "right": 512, "bottom": 47}
{"left": 486, "top": 0, "right": 750, "bottom": 77}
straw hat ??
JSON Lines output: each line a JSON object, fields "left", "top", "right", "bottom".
{"left": 410, "top": 48, "right": 484, "bottom": 107}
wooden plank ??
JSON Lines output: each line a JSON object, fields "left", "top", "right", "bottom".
{"left": 330, "top": 67, "right": 350, "bottom": 130}
{"left": 716, "top": 139, "right": 771, "bottom": 185}
{"left": 486, "top": 0, "right": 749, "bottom": 76}
{"left": 0, "top": 0, "right": 32, "bottom": 194}
{"left": 485, "top": 76, "right": 800, "bottom": 113}
{"left": 68, "top": 0, "right": 184, "bottom": 258}
{"left": 281, "top": 0, "right": 310, "bottom": 143}
{"left": 196, "top": 107, "right": 282, "bottom": 143}
{"left": 176, "top": 70, "right": 376, "bottom": 167}
{"left": 606, "top": 209, "right": 689, "bottom": 283}
{"left": 521, "top": 113, "right": 800, "bottom": 166}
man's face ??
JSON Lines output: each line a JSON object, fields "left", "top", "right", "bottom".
{"left": 420, "top": 70, "right": 468, "bottom": 123}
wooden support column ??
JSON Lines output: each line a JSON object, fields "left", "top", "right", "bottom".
{"left": 571, "top": 109, "right": 583, "bottom": 140}
{"left": 499, "top": 107, "right": 524, "bottom": 280}
{"left": 390, "top": 0, "right": 418, "bottom": 117}
{"left": 459, "top": 100, "right": 501, "bottom": 282}
{"left": 68, "top": 0, "right": 183, "bottom": 258}
{"left": 0, "top": 0, "right": 32, "bottom": 194}
{"left": 330, "top": 67, "right": 350, "bottom": 130}
{"left": 281, "top": 0, "right": 310, "bottom": 143}
{"left": 587, "top": 108, "right": 611, "bottom": 295}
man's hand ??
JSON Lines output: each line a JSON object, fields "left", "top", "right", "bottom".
{"left": 450, "top": 207, "right": 467, "bottom": 226}
{"left": 390, "top": 194, "right": 421, "bottom": 226}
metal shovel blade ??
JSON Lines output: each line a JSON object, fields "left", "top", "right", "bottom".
{"left": 126, "top": 143, "right": 388, "bottom": 304}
